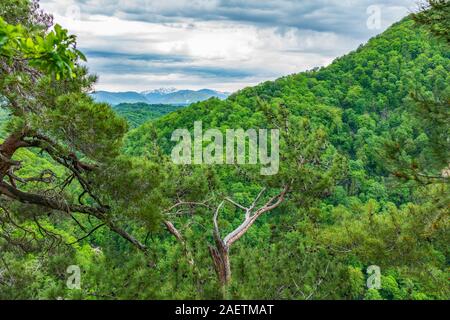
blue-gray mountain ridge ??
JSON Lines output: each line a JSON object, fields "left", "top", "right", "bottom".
{"left": 91, "top": 88, "right": 230, "bottom": 106}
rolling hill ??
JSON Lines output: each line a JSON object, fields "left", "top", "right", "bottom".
{"left": 112, "top": 103, "right": 185, "bottom": 128}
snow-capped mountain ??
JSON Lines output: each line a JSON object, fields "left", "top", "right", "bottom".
{"left": 91, "top": 88, "right": 230, "bottom": 106}
{"left": 140, "top": 88, "right": 178, "bottom": 95}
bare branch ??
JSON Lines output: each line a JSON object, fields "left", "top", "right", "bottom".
{"left": 213, "top": 201, "right": 225, "bottom": 243}
{"left": 249, "top": 187, "right": 267, "bottom": 212}
{"left": 68, "top": 223, "right": 106, "bottom": 245}
{"left": 223, "top": 185, "right": 289, "bottom": 247}
{"left": 224, "top": 197, "right": 248, "bottom": 211}
{"left": 164, "top": 200, "right": 211, "bottom": 214}
{"left": 0, "top": 181, "right": 148, "bottom": 253}
{"left": 7, "top": 168, "right": 56, "bottom": 184}
{"left": 163, "top": 220, "right": 184, "bottom": 243}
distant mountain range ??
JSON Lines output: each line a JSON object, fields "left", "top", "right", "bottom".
{"left": 91, "top": 88, "right": 230, "bottom": 106}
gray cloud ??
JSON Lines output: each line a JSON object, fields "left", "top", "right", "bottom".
{"left": 84, "top": 50, "right": 190, "bottom": 63}
{"left": 71, "top": 0, "right": 416, "bottom": 39}
{"left": 91, "top": 59, "right": 258, "bottom": 79}
{"left": 40, "top": 0, "right": 417, "bottom": 92}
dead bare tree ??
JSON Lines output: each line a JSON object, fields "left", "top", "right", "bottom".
{"left": 160, "top": 186, "right": 290, "bottom": 285}
{"left": 208, "top": 185, "right": 289, "bottom": 285}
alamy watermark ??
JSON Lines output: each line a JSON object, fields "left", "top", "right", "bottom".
{"left": 65, "top": 5, "right": 81, "bottom": 20}
{"left": 171, "top": 121, "right": 280, "bottom": 175}
{"left": 367, "top": 5, "right": 382, "bottom": 30}
{"left": 367, "top": 265, "right": 381, "bottom": 290}
{"left": 66, "top": 265, "right": 81, "bottom": 290}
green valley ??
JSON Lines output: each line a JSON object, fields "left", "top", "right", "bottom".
{"left": 113, "top": 103, "right": 185, "bottom": 128}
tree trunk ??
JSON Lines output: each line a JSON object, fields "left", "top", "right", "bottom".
{"left": 0, "top": 132, "right": 26, "bottom": 178}
{"left": 209, "top": 236, "right": 231, "bottom": 286}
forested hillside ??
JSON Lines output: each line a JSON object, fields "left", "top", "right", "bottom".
{"left": 113, "top": 103, "right": 185, "bottom": 128}
{"left": 123, "top": 15, "right": 449, "bottom": 299}
{"left": 0, "top": 0, "right": 448, "bottom": 300}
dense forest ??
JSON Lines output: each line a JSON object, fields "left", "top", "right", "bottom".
{"left": 112, "top": 103, "right": 184, "bottom": 129}
{"left": 0, "top": 0, "right": 448, "bottom": 300}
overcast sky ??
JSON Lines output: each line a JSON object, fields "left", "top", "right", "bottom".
{"left": 40, "top": 0, "right": 418, "bottom": 93}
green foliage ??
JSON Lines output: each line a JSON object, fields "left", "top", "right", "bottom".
{"left": 118, "top": 14, "right": 449, "bottom": 300}
{"left": 0, "top": 17, "right": 86, "bottom": 79}
{"left": 413, "top": 0, "right": 450, "bottom": 43}
{"left": 41, "top": 93, "right": 128, "bottom": 161}
{"left": 0, "top": 2, "right": 448, "bottom": 301}
{"left": 113, "top": 103, "right": 185, "bottom": 129}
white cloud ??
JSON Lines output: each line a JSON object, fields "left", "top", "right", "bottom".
{"left": 39, "top": 0, "right": 416, "bottom": 92}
